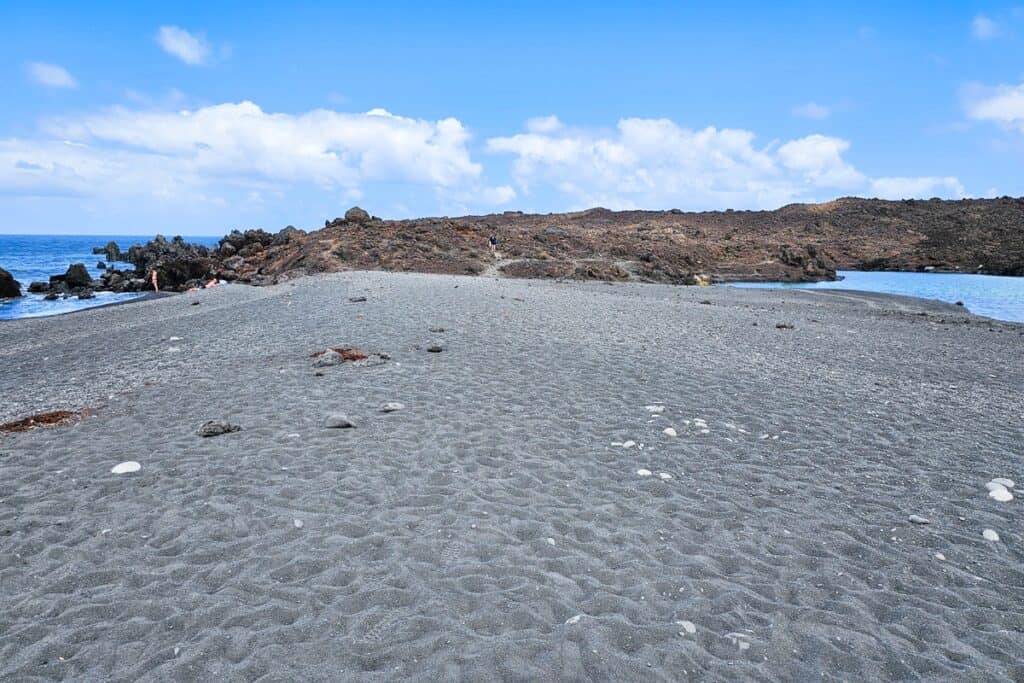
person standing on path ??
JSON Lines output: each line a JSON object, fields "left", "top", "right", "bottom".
{"left": 489, "top": 234, "right": 499, "bottom": 257}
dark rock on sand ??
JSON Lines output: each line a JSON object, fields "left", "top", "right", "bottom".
{"left": 27, "top": 282, "right": 49, "bottom": 294}
{"left": 324, "top": 413, "right": 355, "bottom": 429}
{"left": 197, "top": 420, "right": 241, "bottom": 437}
{"left": 427, "top": 345, "right": 444, "bottom": 353}
{"left": 0, "top": 267, "right": 22, "bottom": 298}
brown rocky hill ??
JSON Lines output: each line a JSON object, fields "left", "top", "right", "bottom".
{"left": 214, "top": 197, "right": 1023, "bottom": 288}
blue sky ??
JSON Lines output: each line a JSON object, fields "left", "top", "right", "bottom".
{"left": 1, "top": 1, "right": 1023, "bottom": 235}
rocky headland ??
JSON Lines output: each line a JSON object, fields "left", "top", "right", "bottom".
{"left": 12, "top": 196, "right": 1023, "bottom": 299}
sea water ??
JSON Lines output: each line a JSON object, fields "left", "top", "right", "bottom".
{"left": 0, "top": 234, "right": 220, "bottom": 320}
{"left": 730, "top": 270, "right": 1024, "bottom": 323}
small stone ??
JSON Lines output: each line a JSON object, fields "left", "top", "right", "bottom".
{"left": 637, "top": 469, "right": 653, "bottom": 477}
{"left": 621, "top": 440, "right": 636, "bottom": 449}
{"left": 658, "top": 472, "right": 673, "bottom": 480}
{"left": 982, "top": 529, "right": 1000, "bottom": 542}
{"left": 111, "top": 461, "right": 141, "bottom": 474}
{"left": 380, "top": 402, "right": 405, "bottom": 413}
{"left": 325, "top": 414, "right": 355, "bottom": 429}
{"left": 645, "top": 405, "right": 665, "bottom": 413}
{"left": 565, "top": 614, "right": 582, "bottom": 625}
{"left": 427, "top": 345, "right": 443, "bottom": 353}
{"left": 990, "top": 477, "right": 1015, "bottom": 489}
{"left": 663, "top": 427, "right": 677, "bottom": 437}
{"left": 348, "top": 296, "right": 367, "bottom": 303}
{"left": 429, "top": 327, "right": 445, "bottom": 333}
{"left": 676, "top": 620, "right": 697, "bottom": 634}
{"left": 293, "top": 519, "right": 304, "bottom": 529}
{"left": 935, "top": 552, "right": 946, "bottom": 561}
{"left": 312, "top": 349, "right": 344, "bottom": 367}
{"left": 546, "top": 537, "right": 556, "bottom": 546}
{"left": 169, "top": 336, "right": 182, "bottom": 342}
{"left": 908, "top": 515, "right": 930, "bottom": 525}
{"left": 198, "top": 420, "right": 241, "bottom": 437}
{"left": 173, "top": 647, "right": 180, "bottom": 656}
{"left": 989, "top": 486, "right": 1013, "bottom": 502}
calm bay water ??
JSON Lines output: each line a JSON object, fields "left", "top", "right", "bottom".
{"left": 0, "top": 234, "right": 219, "bottom": 320}
{"left": 730, "top": 270, "right": 1024, "bottom": 323}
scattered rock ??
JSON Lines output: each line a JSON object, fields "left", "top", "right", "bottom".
{"left": 565, "top": 614, "right": 583, "bottom": 625}
{"left": 63, "top": 263, "right": 93, "bottom": 289}
{"left": 197, "top": 420, "right": 241, "bottom": 437}
{"left": 344, "top": 206, "right": 371, "bottom": 224}
{"left": 429, "top": 327, "right": 446, "bottom": 333}
{"left": 658, "top": 472, "right": 673, "bottom": 480}
{"left": 0, "top": 268, "right": 23, "bottom": 297}
{"left": 663, "top": 427, "right": 677, "bottom": 437}
{"left": 637, "top": 469, "right": 653, "bottom": 477}
{"left": 990, "top": 477, "right": 1015, "bottom": 489}
{"left": 645, "top": 404, "right": 665, "bottom": 413}
{"left": 982, "top": 528, "right": 1000, "bottom": 542}
{"left": 380, "top": 402, "right": 405, "bottom": 413}
{"left": 111, "top": 461, "right": 141, "bottom": 474}
{"left": 908, "top": 515, "right": 930, "bottom": 525}
{"left": 324, "top": 414, "right": 355, "bottom": 429}
{"left": 311, "top": 347, "right": 373, "bottom": 367}
{"left": 776, "top": 322, "right": 795, "bottom": 330}
{"left": 348, "top": 296, "right": 367, "bottom": 303}
{"left": 988, "top": 486, "right": 1013, "bottom": 502}
{"left": 312, "top": 349, "right": 345, "bottom": 367}
{"left": 293, "top": 519, "right": 304, "bottom": 529}
{"left": 676, "top": 620, "right": 697, "bottom": 635}
{"left": 0, "top": 410, "right": 83, "bottom": 433}
{"left": 427, "top": 345, "right": 443, "bottom": 353}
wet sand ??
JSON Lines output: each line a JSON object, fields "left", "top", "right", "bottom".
{"left": 1, "top": 272, "right": 1022, "bottom": 681}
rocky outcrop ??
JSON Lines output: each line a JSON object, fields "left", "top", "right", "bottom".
{"left": 0, "top": 267, "right": 22, "bottom": 298}
{"left": 92, "top": 241, "right": 122, "bottom": 262}
{"left": 125, "top": 235, "right": 217, "bottom": 291}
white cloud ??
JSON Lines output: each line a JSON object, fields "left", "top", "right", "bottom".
{"left": 488, "top": 118, "right": 876, "bottom": 209}
{"left": 1, "top": 102, "right": 484, "bottom": 202}
{"left": 792, "top": 102, "right": 831, "bottom": 120}
{"left": 156, "top": 26, "right": 211, "bottom": 65}
{"left": 525, "top": 115, "right": 563, "bottom": 133}
{"left": 870, "top": 176, "right": 965, "bottom": 200}
{"left": 26, "top": 62, "right": 77, "bottom": 89}
{"left": 963, "top": 81, "right": 1024, "bottom": 132}
{"left": 971, "top": 15, "right": 999, "bottom": 40}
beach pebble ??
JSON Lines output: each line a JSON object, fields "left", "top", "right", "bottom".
{"left": 565, "top": 614, "right": 583, "bottom": 625}
{"left": 622, "top": 440, "right": 636, "bottom": 449}
{"left": 990, "top": 477, "right": 1014, "bottom": 489}
{"left": 110, "top": 461, "right": 141, "bottom": 474}
{"left": 908, "top": 515, "right": 930, "bottom": 525}
{"left": 637, "top": 469, "right": 653, "bottom": 477}
{"left": 546, "top": 537, "right": 556, "bottom": 546}
{"left": 293, "top": 519, "right": 304, "bottom": 529}
{"left": 982, "top": 529, "right": 1000, "bottom": 542}
{"left": 935, "top": 552, "right": 946, "bottom": 561}
{"left": 380, "top": 402, "right": 405, "bottom": 413}
{"left": 988, "top": 486, "right": 1013, "bottom": 502}
{"left": 427, "top": 345, "right": 443, "bottom": 353}
{"left": 658, "top": 472, "right": 673, "bottom": 480}
{"left": 198, "top": 420, "right": 241, "bottom": 437}
{"left": 663, "top": 427, "right": 677, "bottom": 437}
{"left": 324, "top": 414, "right": 355, "bottom": 429}
{"left": 169, "top": 336, "right": 182, "bottom": 342}
{"left": 676, "top": 620, "right": 697, "bottom": 635}
{"left": 646, "top": 405, "right": 665, "bottom": 413}
{"left": 312, "top": 349, "right": 344, "bottom": 367}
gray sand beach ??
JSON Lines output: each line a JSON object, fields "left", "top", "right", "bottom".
{"left": 1, "top": 271, "right": 1022, "bottom": 681}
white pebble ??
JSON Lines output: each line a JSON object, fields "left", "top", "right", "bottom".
{"left": 982, "top": 529, "right": 1000, "bottom": 542}
{"left": 110, "top": 461, "right": 140, "bottom": 474}
{"left": 637, "top": 469, "right": 653, "bottom": 477}
{"left": 546, "top": 537, "right": 556, "bottom": 546}
{"left": 622, "top": 440, "right": 636, "bottom": 449}
{"left": 565, "top": 614, "right": 582, "bottom": 625}
{"left": 663, "top": 427, "right": 677, "bottom": 437}
{"left": 167, "top": 347, "right": 180, "bottom": 353}
{"left": 990, "top": 477, "right": 1014, "bottom": 489}
{"left": 169, "top": 336, "right": 182, "bottom": 342}
{"left": 988, "top": 486, "right": 1013, "bottom": 502}
{"left": 934, "top": 552, "right": 946, "bottom": 561}
{"left": 380, "top": 402, "right": 405, "bottom": 413}
{"left": 676, "top": 620, "right": 697, "bottom": 634}
{"left": 294, "top": 519, "right": 304, "bottom": 529}
{"left": 658, "top": 472, "right": 673, "bottom": 480}
{"left": 645, "top": 405, "right": 665, "bottom": 413}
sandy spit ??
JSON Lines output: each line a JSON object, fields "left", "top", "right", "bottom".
{"left": 1, "top": 271, "right": 1022, "bottom": 681}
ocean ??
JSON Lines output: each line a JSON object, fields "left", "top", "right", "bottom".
{"left": 0, "top": 234, "right": 220, "bottom": 320}
{"left": 730, "top": 270, "right": 1024, "bottom": 323}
